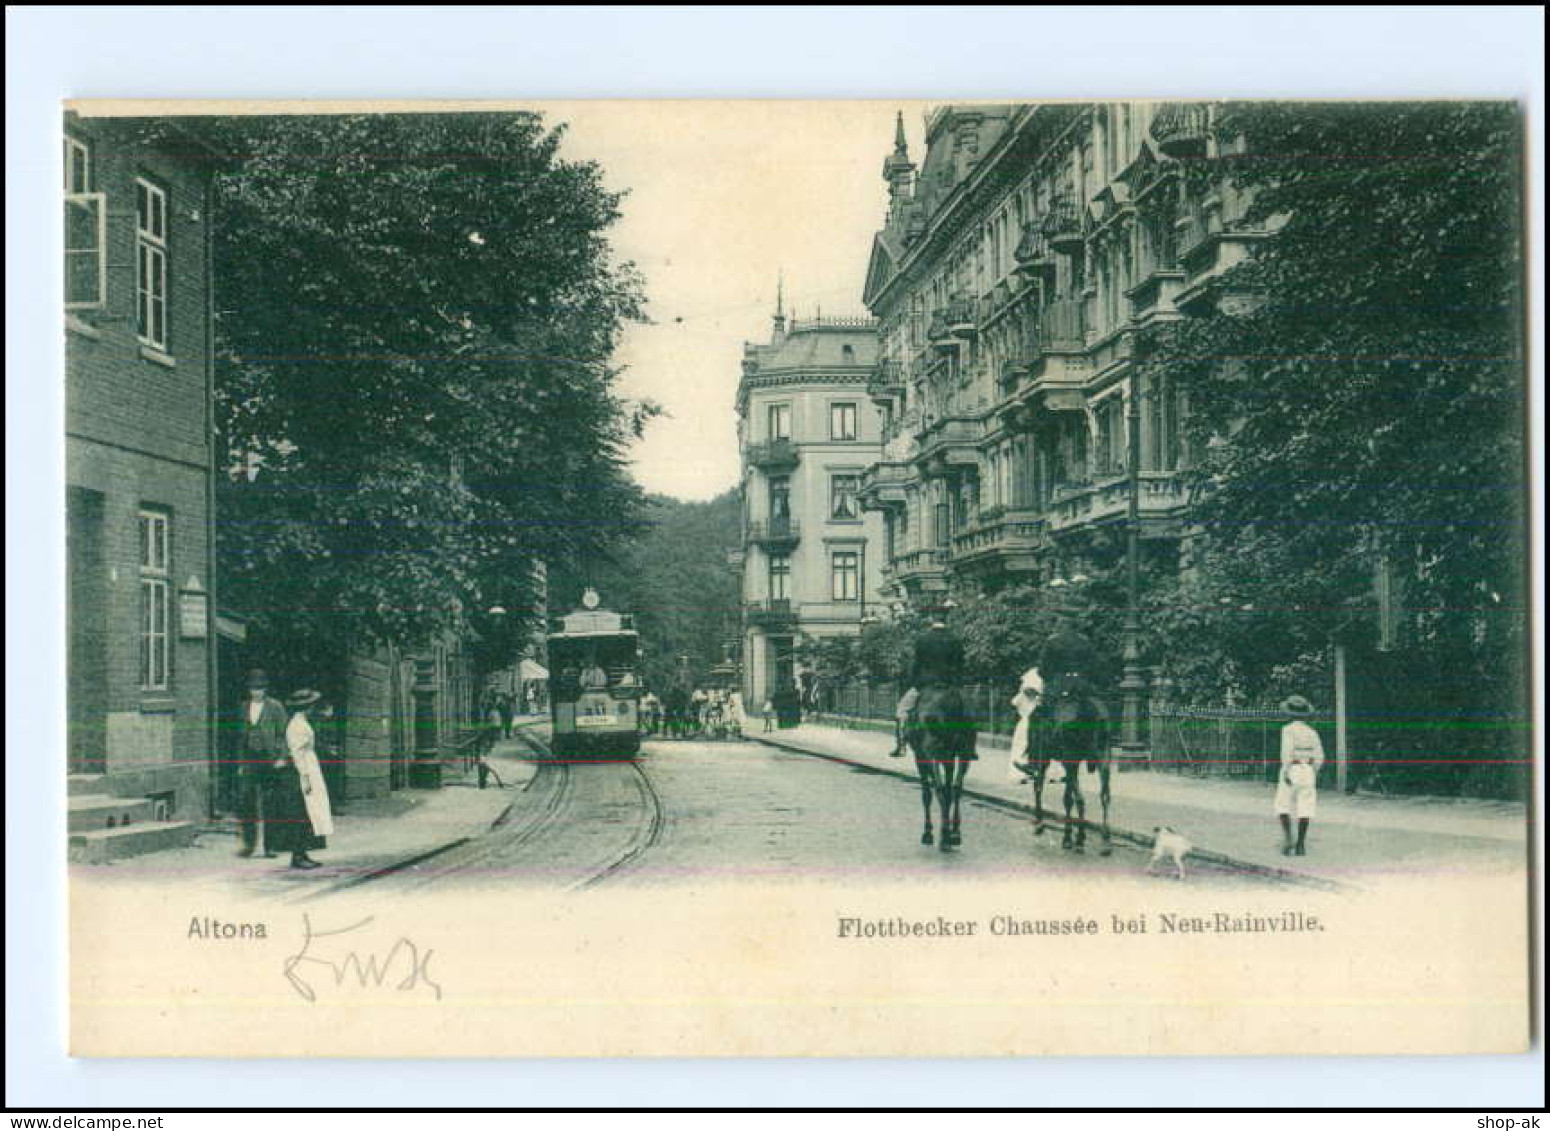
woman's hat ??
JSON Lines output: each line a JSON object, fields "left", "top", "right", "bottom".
{"left": 285, "top": 688, "right": 323, "bottom": 710}
{"left": 1280, "top": 695, "right": 1315, "bottom": 716}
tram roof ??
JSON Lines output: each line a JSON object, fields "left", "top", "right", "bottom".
{"left": 548, "top": 607, "right": 637, "bottom": 638}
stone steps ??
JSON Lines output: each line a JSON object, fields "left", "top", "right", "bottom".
{"left": 69, "top": 821, "right": 200, "bottom": 865}
{"left": 67, "top": 795, "right": 161, "bottom": 834}
{"left": 67, "top": 773, "right": 109, "bottom": 796}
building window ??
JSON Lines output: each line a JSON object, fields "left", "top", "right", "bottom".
{"left": 64, "top": 136, "right": 90, "bottom": 192}
{"left": 135, "top": 177, "right": 169, "bottom": 350}
{"left": 831, "top": 551, "right": 859, "bottom": 602}
{"left": 830, "top": 473, "right": 860, "bottom": 521}
{"left": 830, "top": 402, "right": 858, "bottom": 441}
{"left": 139, "top": 509, "right": 171, "bottom": 692}
{"left": 64, "top": 136, "right": 106, "bottom": 311}
{"left": 769, "top": 475, "right": 791, "bottom": 523}
{"left": 1094, "top": 397, "right": 1126, "bottom": 477}
{"left": 768, "top": 553, "right": 790, "bottom": 601}
{"left": 767, "top": 402, "right": 791, "bottom": 441}
{"left": 935, "top": 502, "right": 951, "bottom": 548}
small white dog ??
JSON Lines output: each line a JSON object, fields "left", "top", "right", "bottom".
{"left": 1147, "top": 825, "right": 1192, "bottom": 880}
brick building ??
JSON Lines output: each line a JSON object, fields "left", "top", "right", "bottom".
{"left": 859, "top": 103, "right": 1266, "bottom": 600}
{"left": 65, "top": 113, "right": 222, "bottom": 856}
{"left": 736, "top": 299, "right": 886, "bottom": 707}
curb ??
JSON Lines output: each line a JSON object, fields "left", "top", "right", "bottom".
{"left": 752, "top": 733, "right": 1348, "bottom": 892}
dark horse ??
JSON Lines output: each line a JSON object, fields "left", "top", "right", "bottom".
{"left": 1027, "top": 674, "right": 1113, "bottom": 854}
{"left": 910, "top": 686, "right": 978, "bottom": 852}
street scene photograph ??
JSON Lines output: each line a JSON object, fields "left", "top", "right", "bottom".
{"left": 58, "top": 96, "right": 1533, "bottom": 1058}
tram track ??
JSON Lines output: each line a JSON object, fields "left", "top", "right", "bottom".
{"left": 317, "top": 727, "right": 663, "bottom": 895}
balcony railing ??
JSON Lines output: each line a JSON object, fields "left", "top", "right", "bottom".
{"left": 1041, "top": 196, "right": 1084, "bottom": 253}
{"left": 746, "top": 437, "right": 800, "bottom": 471}
{"left": 945, "top": 293, "right": 977, "bottom": 337}
{"left": 1152, "top": 102, "right": 1211, "bottom": 158}
{"left": 892, "top": 548, "right": 945, "bottom": 579}
{"left": 745, "top": 518, "right": 801, "bottom": 547}
{"left": 1014, "top": 221, "right": 1057, "bottom": 278}
{"left": 948, "top": 512, "right": 1048, "bottom": 566}
{"left": 1047, "top": 472, "right": 1187, "bottom": 534}
{"left": 867, "top": 358, "right": 904, "bottom": 402}
{"left": 744, "top": 598, "right": 796, "bottom": 628}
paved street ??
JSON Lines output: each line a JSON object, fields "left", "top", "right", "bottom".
{"left": 332, "top": 730, "right": 1278, "bottom": 894}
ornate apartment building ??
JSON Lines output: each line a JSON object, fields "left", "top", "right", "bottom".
{"left": 859, "top": 103, "right": 1266, "bottom": 602}
{"left": 737, "top": 304, "right": 885, "bottom": 705}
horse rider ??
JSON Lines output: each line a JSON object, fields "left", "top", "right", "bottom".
{"left": 892, "top": 615, "right": 973, "bottom": 762}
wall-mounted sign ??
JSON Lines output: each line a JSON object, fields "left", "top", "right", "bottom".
{"left": 179, "top": 588, "right": 210, "bottom": 639}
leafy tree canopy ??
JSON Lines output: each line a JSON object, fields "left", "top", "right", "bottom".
{"left": 210, "top": 112, "right": 655, "bottom": 672}
{"left": 1136, "top": 101, "right": 1526, "bottom": 699}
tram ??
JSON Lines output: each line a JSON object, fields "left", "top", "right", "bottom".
{"left": 546, "top": 589, "right": 642, "bottom": 759}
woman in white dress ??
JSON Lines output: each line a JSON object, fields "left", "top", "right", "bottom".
{"left": 1275, "top": 695, "right": 1325, "bottom": 856}
{"left": 273, "top": 689, "right": 335, "bottom": 870}
{"left": 1007, "top": 667, "right": 1045, "bottom": 783}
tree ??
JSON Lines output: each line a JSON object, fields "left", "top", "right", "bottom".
{"left": 548, "top": 492, "right": 743, "bottom": 692}
{"left": 209, "top": 112, "right": 655, "bottom": 678}
{"left": 1133, "top": 101, "right": 1527, "bottom": 790}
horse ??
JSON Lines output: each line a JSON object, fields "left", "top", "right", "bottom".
{"left": 909, "top": 685, "right": 978, "bottom": 852}
{"left": 1026, "top": 673, "right": 1113, "bottom": 854}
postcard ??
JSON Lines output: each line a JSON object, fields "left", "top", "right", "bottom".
{"left": 64, "top": 98, "right": 1532, "bottom": 1057}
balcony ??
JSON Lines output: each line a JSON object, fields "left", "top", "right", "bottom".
{"left": 1152, "top": 102, "right": 1211, "bottom": 159}
{"left": 745, "top": 517, "right": 801, "bottom": 550}
{"left": 945, "top": 293, "right": 977, "bottom": 338}
{"left": 1041, "top": 196, "right": 1084, "bottom": 254}
{"left": 745, "top": 599, "right": 796, "bottom": 629}
{"left": 1046, "top": 472, "right": 1188, "bottom": 536}
{"left": 857, "top": 461, "right": 912, "bottom": 511}
{"left": 746, "top": 437, "right": 800, "bottom": 472}
{"left": 1014, "top": 221, "right": 1057, "bottom": 280}
{"left": 947, "top": 511, "right": 1048, "bottom": 573}
{"left": 999, "top": 356, "right": 1032, "bottom": 388}
{"left": 867, "top": 359, "right": 904, "bottom": 405}
{"left": 915, "top": 415, "right": 982, "bottom": 477}
{"left": 892, "top": 547, "right": 948, "bottom": 591}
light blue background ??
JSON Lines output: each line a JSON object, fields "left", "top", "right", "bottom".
{"left": 8, "top": 4, "right": 1543, "bottom": 1110}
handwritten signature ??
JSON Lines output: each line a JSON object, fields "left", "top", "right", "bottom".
{"left": 283, "top": 913, "right": 443, "bottom": 1003}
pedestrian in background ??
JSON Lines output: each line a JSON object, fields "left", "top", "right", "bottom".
{"left": 271, "top": 689, "right": 334, "bottom": 870}
{"left": 236, "top": 668, "right": 288, "bottom": 858}
{"left": 497, "top": 691, "right": 514, "bottom": 739}
{"left": 1275, "top": 695, "right": 1325, "bottom": 856}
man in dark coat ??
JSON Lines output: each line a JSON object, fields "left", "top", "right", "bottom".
{"left": 236, "top": 668, "right": 289, "bottom": 857}
{"left": 1040, "top": 619, "right": 1099, "bottom": 685}
{"left": 894, "top": 616, "right": 975, "bottom": 760}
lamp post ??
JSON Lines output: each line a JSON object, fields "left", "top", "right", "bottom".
{"left": 1118, "top": 380, "right": 1148, "bottom": 758}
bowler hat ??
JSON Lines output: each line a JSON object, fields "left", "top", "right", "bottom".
{"left": 285, "top": 688, "right": 323, "bottom": 710}
{"left": 1280, "top": 695, "right": 1315, "bottom": 717}
{"left": 245, "top": 668, "right": 269, "bottom": 690}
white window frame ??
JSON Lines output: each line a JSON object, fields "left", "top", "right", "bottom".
{"left": 831, "top": 550, "right": 860, "bottom": 602}
{"left": 135, "top": 177, "right": 170, "bottom": 351}
{"left": 830, "top": 473, "right": 860, "bottom": 521}
{"left": 768, "top": 553, "right": 791, "bottom": 601}
{"left": 64, "top": 135, "right": 91, "bottom": 193}
{"left": 767, "top": 402, "right": 791, "bottom": 441}
{"left": 830, "top": 401, "right": 858, "bottom": 442}
{"left": 138, "top": 509, "right": 171, "bottom": 692}
{"left": 65, "top": 192, "right": 108, "bottom": 311}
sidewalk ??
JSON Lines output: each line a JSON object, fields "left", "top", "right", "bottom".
{"left": 753, "top": 724, "right": 1529, "bottom": 889}
{"left": 76, "top": 737, "right": 540, "bottom": 892}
